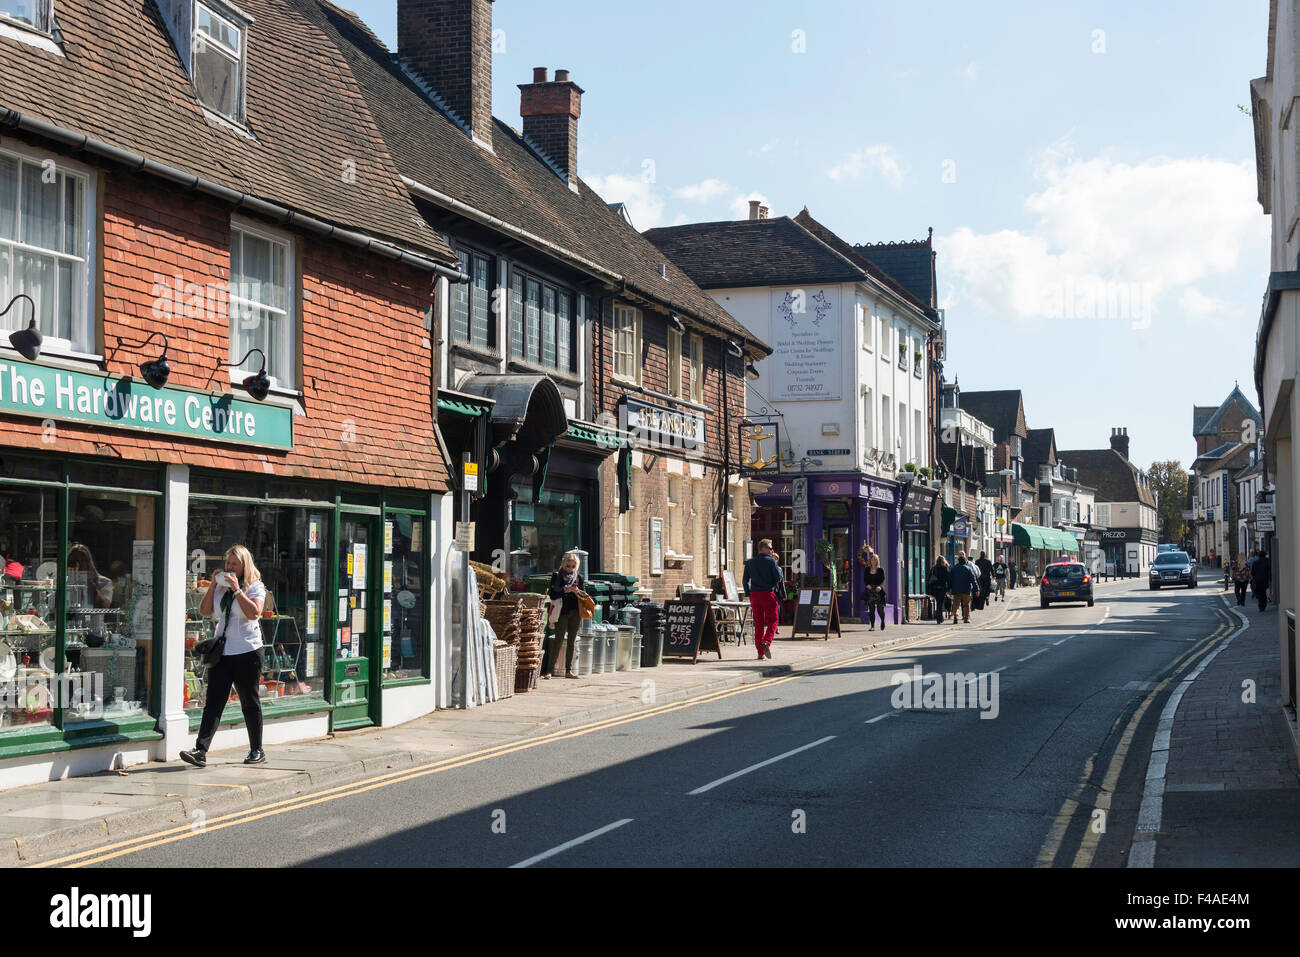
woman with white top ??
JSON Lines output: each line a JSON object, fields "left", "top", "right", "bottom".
{"left": 180, "top": 544, "right": 268, "bottom": 768}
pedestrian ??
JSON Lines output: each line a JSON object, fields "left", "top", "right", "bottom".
{"left": 1009, "top": 560, "right": 1018, "bottom": 589}
{"left": 744, "top": 539, "right": 784, "bottom": 660}
{"left": 1251, "top": 550, "right": 1271, "bottom": 612}
{"left": 863, "top": 553, "right": 887, "bottom": 631}
{"left": 948, "top": 551, "right": 979, "bottom": 624}
{"left": 992, "top": 552, "right": 1009, "bottom": 602}
{"left": 975, "top": 551, "right": 993, "bottom": 609}
{"left": 1232, "top": 557, "right": 1250, "bottom": 606}
{"left": 927, "top": 555, "right": 951, "bottom": 625}
{"left": 544, "top": 552, "right": 584, "bottom": 679}
{"left": 180, "top": 545, "right": 269, "bottom": 768}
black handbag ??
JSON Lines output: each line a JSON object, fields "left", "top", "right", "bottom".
{"left": 194, "top": 592, "right": 234, "bottom": 667}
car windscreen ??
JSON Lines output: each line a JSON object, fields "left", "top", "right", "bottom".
{"left": 1045, "top": 565, "right": 1084, "bottom": 578}
{"left": 1153, "top": 553, "right": 1189, "bottom": 565}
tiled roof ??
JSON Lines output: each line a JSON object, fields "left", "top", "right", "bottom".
{"left": 1023, "top": 428, "right": 1057, "bottom": 472}
{"left": 1192, "top": 406, "right": 1217, "bottom": 435}
{"left": 957, "top": 390, "right": 1028, "bottom": 444}
{"left": 306, "top": 0, "right": 769, "bottom": 355}
{"left": 937, "top": 440, "right": 987, "bottom": 484}
{"left": 1194, "top": 442, "right": 1253, "bottom": 473}
{"left": 0, "top": 0, "right": 456, "bottom": 264}
{"left": 792, "top": 209, "right": 934, "bottom": 315}
{"left": 1057, "top": 449, "right": 1157, "bottom": 508}
{"left": 1198, "top": 386, "right": 1262, "bottom": 436}
{"left": 853, "top": 238, "right": 936, "bottom": 309}
{"left": 642, "top": 218, "right": 867, "bottom": 290}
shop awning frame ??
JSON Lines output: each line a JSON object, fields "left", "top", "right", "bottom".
{"left": 1011, "top": 522, "right": 1080, "bottom": 553}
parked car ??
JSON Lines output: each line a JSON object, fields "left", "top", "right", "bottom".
{"left": 1149, "top": 551, "right": 1197, "bottom": 589}
{"left": 1158, "top": 543, "right": 1178, "bottom": 553}
{"left": 1040, "top": 561, "right": 1095, "bottom": 608}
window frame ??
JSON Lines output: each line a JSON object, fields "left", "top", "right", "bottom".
{"left": 451, "top": 245, "right": 495, "bottom": 352}
{"left": 612, "top": 303, "right": 641, "bottom": 385}
{"left": 509, "top": 264, "right": 576, "bottom": 372}
{"left": 0, "top": 142, "right": 97, "bottom": 360}
{"left": 228, "top": 216, "right": 297, "bottom": 393}
{"left": 192, "top": 0, "right": 248, "bottom": 126}
{"left": 0, "top": 0, "right": 52, "bottom": 33}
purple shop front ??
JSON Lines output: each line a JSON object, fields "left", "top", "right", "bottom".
{"left": 754, "top": 475, "right": 902, "bottom": 624}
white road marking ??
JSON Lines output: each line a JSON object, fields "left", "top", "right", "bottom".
{"left": 1127, "top": 600, "right": 1249, "bottom": 869}
{"left": 688, "top": 736, "right": 837, "bottom": 795}
{"left": 1018, "top": 648, "right": 1047, "bottom": 662}
{"left": 509, "top": 818, "right": 635, "bottom": 868}
{"left": 1053, "top": 635, "right": 1077, "bottom": 646}
{"left": 864, "top": 711, "right": 900, "bottom": 724}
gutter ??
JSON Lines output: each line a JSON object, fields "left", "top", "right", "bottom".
{"left": 2, "top": 109, "right": 469, "bottom": 283}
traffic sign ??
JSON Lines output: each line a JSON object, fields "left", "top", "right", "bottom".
{"left": 464, "top": 461, "right": 479, "bottom": 492}
{"left": 792, "top": 477, "right": 809, "bottom": 525}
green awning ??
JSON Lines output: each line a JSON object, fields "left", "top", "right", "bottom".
{"left": 940, "top": 505, "right": 958, "bottom": 537}
{"left": 437, "top": 396, "right": 492, "bottom": 418}
{"left": 1011, "top": 523, "right": 1079, "bottom": 552}
{"left": 566, "top": 423, "right": 603, "bottom": 444}
{"left": 565, "top": 422, "right": 634, "bottom": 449}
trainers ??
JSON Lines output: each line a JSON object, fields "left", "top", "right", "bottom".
{"left": 764, "top": 648, "right": 772, "bottom": 659}
{"left": 179, "top": 749, "right": 206, "bottom": 768}
{"left": 244, "top": 749, "right": 266, "bottom": 765}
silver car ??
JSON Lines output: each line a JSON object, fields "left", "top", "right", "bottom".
{"left": 1149, "top": 551, "right": 1197, "bottom": 589}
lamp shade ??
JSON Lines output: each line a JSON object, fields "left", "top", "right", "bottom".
{"left": 8, "top": 319, "right": 41, "bottom": 361}
{"left": 242, "top": 369, "right": 271, "bottom": 401}
{"left": 139, "top": 356, "right": 170, "bottom": 389}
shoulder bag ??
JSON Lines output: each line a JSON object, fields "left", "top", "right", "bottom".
{"left": 194, "top": 590, "right": 234, "bottom": 667}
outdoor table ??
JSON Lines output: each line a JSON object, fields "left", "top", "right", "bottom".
{"left": 712, "top": 598, "right": 751, "bottom": 645}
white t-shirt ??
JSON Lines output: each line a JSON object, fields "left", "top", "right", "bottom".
{"left": 213, "top": 580, "right": 268, "bottom": 656}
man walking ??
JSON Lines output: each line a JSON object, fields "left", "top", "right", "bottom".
{"left": 1251, "top": 549, "right": 1272, "bottom": 613}
{"left": 992, "top": 553, "right": 1009, "bottom": 602}
{"left": 744, "top": 539, "right": 784, "bottom": 660}
{"left": 949, "top": 551, "right": 979, "bottom": 624}
{"left": 975, "top": 551, "right": 994, "bottom": 610}
{"left": 1232, "top": 557, "right": 1250, "bottom": 607}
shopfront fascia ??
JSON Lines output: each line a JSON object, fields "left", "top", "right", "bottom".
{"left": 754, "top": 475, "right": 901, "bottom": 623}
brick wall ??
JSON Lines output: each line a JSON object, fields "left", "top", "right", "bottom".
{"left": 0, "top": 165, "right": 449, "bottom": 491}
{"left": 397, "top": 0, "right": 494, "bottom": 145}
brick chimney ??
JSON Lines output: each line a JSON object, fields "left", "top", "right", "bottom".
{"left": 398, "top": 0, "right": 495, "bottom": 149}
{"left": 1110, "top": 427, "right": 1130, "bottom": 460}
{"left": 519, "top": 67, "right": 583, "bottom": 181}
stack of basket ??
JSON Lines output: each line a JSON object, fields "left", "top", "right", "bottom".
{"left": 470, "top": 560, "right": 507, "bottom": 617}
{"left": 514, "top": 603, "right": 546, "bottom": 693}
{"left": 483, "top": 598, "right": 522, "bottom": 700}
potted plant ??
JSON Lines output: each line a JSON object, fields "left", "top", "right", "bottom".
{"left": 815, "top": 538, "right": 838, "bottom": 592}
{"left": 918, "top": 466, "right": 932, "bottom": 478}
{"left": 903, "top": 462, "right": 917, "bottom": 473}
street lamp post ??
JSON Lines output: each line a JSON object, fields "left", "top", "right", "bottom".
{"left": 996, "top": 468, "right": 1016, "bottom": 580}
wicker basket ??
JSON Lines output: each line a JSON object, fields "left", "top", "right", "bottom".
{"left": 517, "top": 591, "right": 547, "bottom": 611}
{"left": 493, "top": 641, "right": 517, "bottom": 700}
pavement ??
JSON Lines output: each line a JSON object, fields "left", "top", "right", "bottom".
{"left": 5, "top": 573, "right": 1295, "bottom": 867}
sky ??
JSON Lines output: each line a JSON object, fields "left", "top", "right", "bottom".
{"left": 349, "top": 0, "right": 1270, "bottom": 470}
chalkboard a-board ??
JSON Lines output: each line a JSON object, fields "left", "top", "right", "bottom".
{"left": 663, "top": 601, "right": 722, "bottom": 663}
{"left": 791, "top": 589, "right": 840, "bottom": 639}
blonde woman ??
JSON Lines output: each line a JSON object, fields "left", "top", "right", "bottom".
{"left": 180, "top": 545, "right": 268, "bottom": 767}
{"left": 545, "top": 552, "right": 584, "bottom": 679}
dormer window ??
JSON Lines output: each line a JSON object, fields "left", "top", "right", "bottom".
{"left": 194, "top": 2, "right": 244, "bottom": 122}
{"left": 0, "top": 0, "right": 51, "bottom": 33}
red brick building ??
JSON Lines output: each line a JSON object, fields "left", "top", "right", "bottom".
{"left": 0, "top": 0, "right": 462, "bottom": 785}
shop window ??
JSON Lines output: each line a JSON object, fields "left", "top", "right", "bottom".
{"left": 230, "top": 221, "right": 295, "bottom": 389}
{"left": 185, "top": 500, "right": 330, "bottom": 714}
{"left": 509, "top": 486, "right": 583, "bottom": 581}
{"left": 0, "top": 487, "right": 58, "bottom": 732}
{"left": 613, "top": 304, "right": 641, "bottom": 383}
{"left": 383, "top": 514, "right": 426, "bottom": 681}
{"left": 0, "top": 146, "right": 93, "bottom": 355}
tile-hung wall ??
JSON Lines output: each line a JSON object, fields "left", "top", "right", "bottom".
{"left": 594, "top": 299, "right": 750, "bottom": 602}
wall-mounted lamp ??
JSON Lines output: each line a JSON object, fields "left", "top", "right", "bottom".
{"left": 229, "top": 349, "right": 271, "bottom": 401}
{"left": 726, "top": 340, "right": 744, "bottom": 359}
{"left": 2, "top": 295, "right": 40, "bottom": 361}
{"left": 668, "top": 314, "right": 685, "bottom": 334}
{"left": 745, "top": 363, "right": 759, "bottom": 381}
{"left": 104, "top": 331, "right": 171, "bottom": 389}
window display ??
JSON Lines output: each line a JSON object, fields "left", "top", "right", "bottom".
{"left": 383, "top": 514, "right": 425, "bottom": 681}
{"left": 0, "top": 488, "right": 58, "bottom": 731}
{"left": 185, "top": 500, "right": 328, "bottom": 712}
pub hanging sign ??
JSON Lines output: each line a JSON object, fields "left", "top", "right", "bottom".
{"left": 737, "top": 421, "right": 781, "bottom": 475}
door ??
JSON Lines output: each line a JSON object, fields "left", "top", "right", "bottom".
{"left": 332, "top": 511, "right": 380, "bottom": 730}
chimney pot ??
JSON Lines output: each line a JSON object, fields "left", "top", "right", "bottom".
{"left": 533, "top": 66, "right": 548, "bottom": 83}
{"left": 555, "top": 69, "right": 570, "bottom": 82}
{"left": 749, "top": 200, "right": 761, "bottom": 220}
{"left": 759, "top": 205, "right": 770, "bottom": 220}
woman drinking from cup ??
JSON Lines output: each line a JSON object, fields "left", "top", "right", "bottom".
{"left": 180, "top": 545, "right": 268, "bottom": 768}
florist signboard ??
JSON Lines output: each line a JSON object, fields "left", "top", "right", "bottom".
{"left": 0, "top": 358, "right": 292, "bottom": 450}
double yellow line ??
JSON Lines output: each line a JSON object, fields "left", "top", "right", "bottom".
{"left": 36, "top": 630, "right": 964, "bottom": 868}
{"left": 1036, "top": 605, "right": 1240, "bottom": 868}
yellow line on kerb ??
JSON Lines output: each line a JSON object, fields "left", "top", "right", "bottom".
{"left": 39, "top": 630, "right": 965, "bottom": 868}
{"left": 1037, "top": 607, "right": 1234, "bottom": 868}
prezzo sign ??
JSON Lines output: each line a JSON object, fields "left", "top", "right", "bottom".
{"left": 621, "top": 397, "right": 704, "bottom": 450}
{"left": 0, "top": 358, "right": 292, "bottom": 450}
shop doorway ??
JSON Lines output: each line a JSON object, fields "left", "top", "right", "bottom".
{"left": 333, "top": 510, "right": 380, "bottom": 730}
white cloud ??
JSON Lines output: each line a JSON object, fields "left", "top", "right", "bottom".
{"left": 828, "top": 145, "right": 906, "bottom": 187}
{"left": 674, "top": 178, "right": 730, "bottom": 203}
{"left": 937, "top": 144, "right": 1268, "bottom": 330}
{"left": 585, "top": 172, "right": 666, "bottom": 230}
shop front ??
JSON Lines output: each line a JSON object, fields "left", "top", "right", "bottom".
{"left": 1099, "top": 527, "right": 1157, "bottom": 577}
{"left": 508, "top": 431, "right": 609, "bottom": 583}
{"left": 901, "top": 484, "right": 936, "bottom": 620}
{"left": 754, "top": 475, "right": 901, "bottom": 623}
{"left": 1011, "top": 522, "right": 1079, "bottom": 577}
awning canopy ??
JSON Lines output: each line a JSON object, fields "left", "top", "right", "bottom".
{"left": 1011, "top": 523, "right": 1080, "bottom": 552}
{"left": 437, "top": 395, "right": 493, "bottom": 419}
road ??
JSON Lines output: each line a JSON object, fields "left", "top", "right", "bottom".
{"left": 79, "top": 578, "right": 1237, "bottom": 867}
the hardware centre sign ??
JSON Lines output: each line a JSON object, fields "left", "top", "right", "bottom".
{"left": 0, "top": 358, "right": 292, "bottom": 450}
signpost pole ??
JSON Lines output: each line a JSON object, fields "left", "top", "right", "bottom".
{"left": 459, "top": 452, "right": 472, "bottom": 709}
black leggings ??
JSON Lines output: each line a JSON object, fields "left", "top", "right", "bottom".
{"left": 866, "top": 601, "right": 886, "bottom": 627}
{"left": 195, "top": 651, "right": 263, "bottom": 753}
{"left": 1235, "top": 582, "right": 1248, "bottom": 605}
